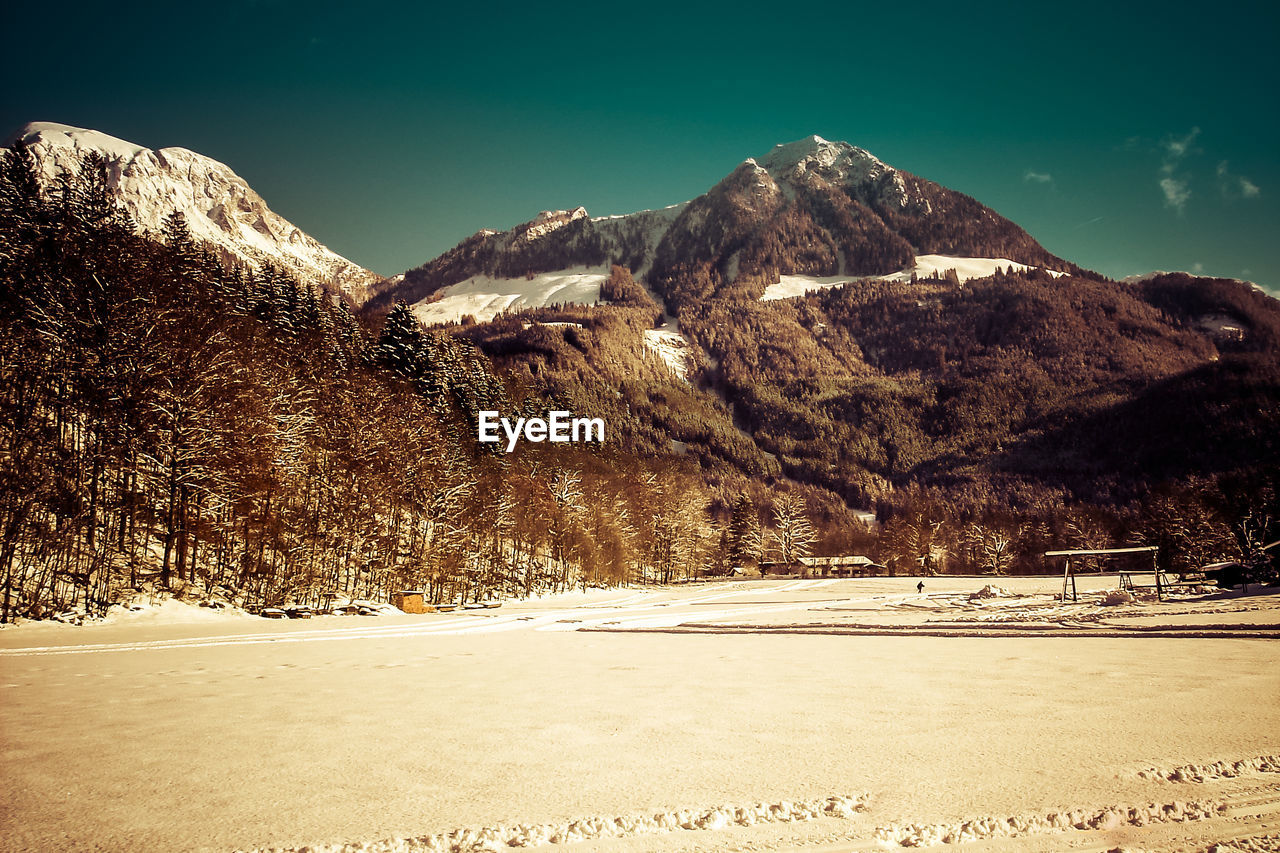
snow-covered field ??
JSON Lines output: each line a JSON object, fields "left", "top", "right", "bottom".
{"left": 2, "top": 577, "right": 1277, "bottom": 853}
{"left": 759, "top": 255, "right": 1067, "bottom": 301}
{"left": 410, "top": 267, "right": 608, "bottom": 326}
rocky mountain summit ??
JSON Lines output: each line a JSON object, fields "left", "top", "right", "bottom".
{"left": 8, "top": 122, "right": 380, "bottom": 303}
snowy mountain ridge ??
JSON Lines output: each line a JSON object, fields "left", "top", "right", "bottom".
{"left": 374, "top": 133, "right": 1069, "bottom": 321}
{"left": 515, "top": 207, "right": 590, "bottom": 244}
{"left": 8, "top": 122, "right": 381, "bottom": 304}
{"left": 369, "top": 198, "right": 688, "bottom": 310}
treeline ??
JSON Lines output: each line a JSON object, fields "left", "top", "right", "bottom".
{"left": 0, "top": 147, "right": 746, "bottom": 621}
{"left": 873, "top": 476, "right": 1275, "bottom": 577}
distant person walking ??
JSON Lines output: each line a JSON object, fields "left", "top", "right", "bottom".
{"left": 916, "top": 580, "right": 925, "bottom": 594}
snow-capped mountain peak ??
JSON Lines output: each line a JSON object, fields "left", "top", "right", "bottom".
{"left": 8, "top": 122, "right": 380, "bottom": 303}
{"left": 760, "top": 135, "right": 906, "bottom": 206}
{"left": 18, "top": 122, "right": 147, "bottom": 161}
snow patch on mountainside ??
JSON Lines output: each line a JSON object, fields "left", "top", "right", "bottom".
{"left": 410, "top": 266, "right": 608, "bottom": 326}
{"left": 633, "top": 278, "right": 696, "bottom": 381}
{"left": 11, "top": 122, "right": 379, "bottom": 302}
{"left": 645, "top": 321, "right": 694, "bottom": 381}
{"left": 760, "top": 254, "right": 1065, "bottom": 301}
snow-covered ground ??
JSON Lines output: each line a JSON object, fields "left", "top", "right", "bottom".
{"left": 760, "top": 255, "right": 1067, "bottom": 301}
{"left": 411, "top": 266, "right": 608, "bottom": 326}
{"left": 2, "top": 577, "right": 1277, "bottom": 853}
{"left": 644, "top": 319, "right": 694, "bottom": 381}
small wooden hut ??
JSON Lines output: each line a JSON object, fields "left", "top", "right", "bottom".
{"left": 391, "top": 590, "right": 427, "bottom": 614}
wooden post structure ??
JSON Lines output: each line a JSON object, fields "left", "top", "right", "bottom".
{"left": 1044, "top": 546, "right": 1159, "bottom": 603}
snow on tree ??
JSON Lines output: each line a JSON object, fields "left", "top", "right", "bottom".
{"left": 770, "top": 492, "right": 815, "bottom": 567}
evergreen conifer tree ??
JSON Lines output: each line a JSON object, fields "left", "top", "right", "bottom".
{"left": 727, "top": 494, "right": 762, "bottom": 567}
{"left": 374, "top": 302, "right": 424, "bottom": 377}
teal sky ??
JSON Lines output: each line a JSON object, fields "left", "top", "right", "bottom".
{"left": 4, "top": 1, "right": 1278, "bottom": 294}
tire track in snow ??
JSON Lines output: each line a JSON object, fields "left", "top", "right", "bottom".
{"left": 1138, "top": 755, "right": 1280, "bottom": 783}
{"left": 858, "top": 772, "right": 1280, "bottom": 850}
{"left": 240, "top": 786, "right": 1280, "bottom": 852}
{"left": 1185, "top": 833, "right": 1280, "bottom": 853}
{"left": 244, "top": 792, "right": 868, "bottom": 852}
{"left": 872, "top": 798, "right": 1228, "bottom": 847}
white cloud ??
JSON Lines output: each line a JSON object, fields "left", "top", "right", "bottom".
{"left": 1163, "top": 127, "right": 1200, "bottom": 161}
{"left": 1217, "top": 160, "right": 1262, "bottom": 200}
{"left": 1160, "top": 177, "right": 1191, "bottom": 212}
{"left": 1191, "top": 262, "right": 1205, "bottom": 274}
{"left": 1156, "top": 128, "right": 1200, "bottom": 211}
{"left": 1024, "top": 170, "right": 1053, "bottom": 184}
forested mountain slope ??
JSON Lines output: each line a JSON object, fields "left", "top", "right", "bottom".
{"left": 376, "top": 136, "right": 1280, "bottom": 522}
